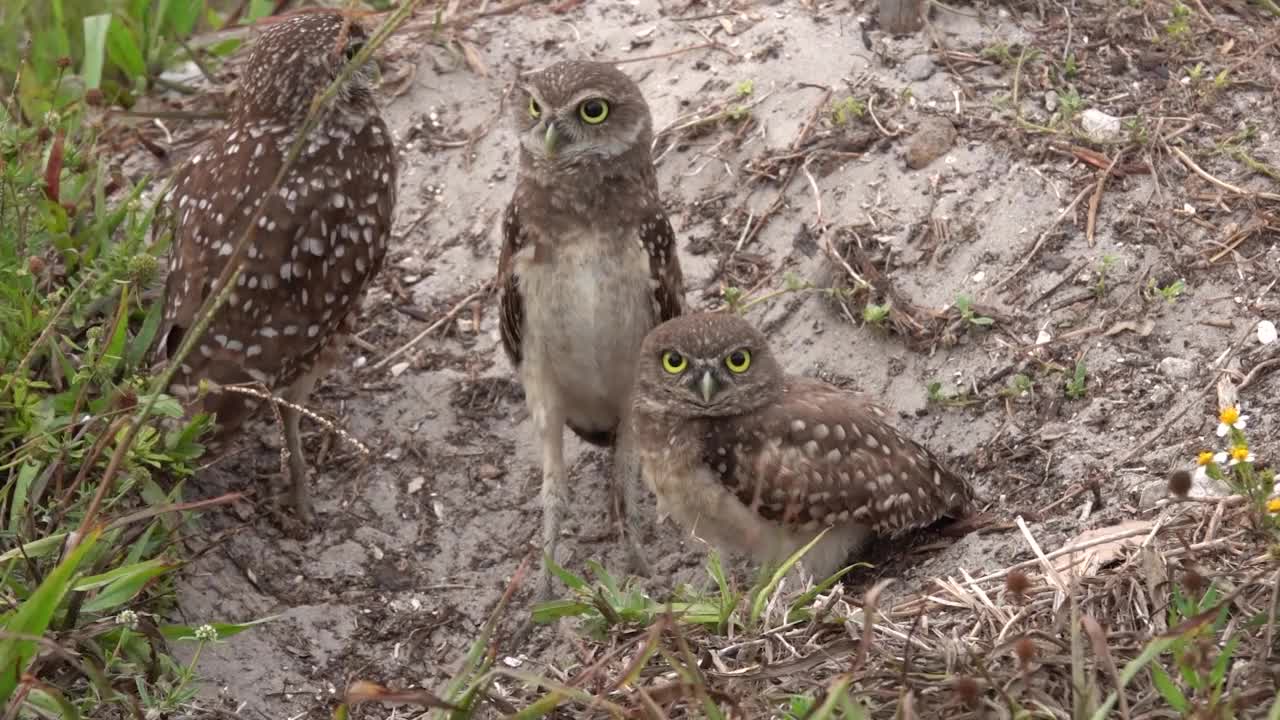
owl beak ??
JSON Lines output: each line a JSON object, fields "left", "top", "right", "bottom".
{"left": 543, "top": 121, "right": 560, "bottom": 157}
{"left": 698, "top": 370, "right": 719, "bottom": 404}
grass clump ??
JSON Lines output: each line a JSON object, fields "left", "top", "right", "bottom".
{"left": 0, "top": 5, "right": 271, "bottom": 717}
{"left": 1, "top": 0, "right": 278, "bottom": 117}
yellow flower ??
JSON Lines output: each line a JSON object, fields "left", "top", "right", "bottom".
{"left": 1197, "top": 451, "right": 1214, "bottom": 466}
{"left": 1220, "top": 445, "right": 1256, "bottom": 466}
{"left": 1268, "top": 498, "right": 1280, "bottom": 514}
{"left": 1216, "top": 406, "right": 1248, "bottom": 437}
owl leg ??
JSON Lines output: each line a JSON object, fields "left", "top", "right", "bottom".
{"left": 611, "top": 448, "right": 654, "bottom": 578}
{"left": 280, "top": 361, "right": 328, "bottom": 527}
{"left": 530, "top": 394, "right": 568, "bottom": 604}
{"left": 282, "top": 403, "right": 313, "bottom": 524}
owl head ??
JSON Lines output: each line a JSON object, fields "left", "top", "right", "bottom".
{"left": 235, "top": 11, "right": 376, "bottom": 123}
{"left": 635, "top": 313, "right": 784, "bottom": 419}
{"left": 513, "top": 60, "right": 654, "bottom": 175}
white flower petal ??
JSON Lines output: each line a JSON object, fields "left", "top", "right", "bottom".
{"left": 1214, "top": 452, "right": 1229, "bottom": 464}
{"left": 1216, "top": 423, "right": 1229, "bottom": 437}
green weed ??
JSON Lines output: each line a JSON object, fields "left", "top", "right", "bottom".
{"left": 831, "top": 96, "right": 865, "bottom": 126}
{"left": 862, "top": 302, "right": 890, "bottom": 326}
{"left": 1064, "top": 360, "right": 1088, "bottom": 399}
{"left": 953, "top": 295, "right": 994, "bottom": 327}
{"left": 1149, "top": 277, "right": 1186, "bottom": 304}
{"left": 1094, "top": 254, "right": 1117, "bottom": 299}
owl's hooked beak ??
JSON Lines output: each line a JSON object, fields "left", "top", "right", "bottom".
{"left": 543, "top": 121, "right": 560, "bottom": 157}
{"left": 698, "top": 370, "right": 720, "bottom": 404}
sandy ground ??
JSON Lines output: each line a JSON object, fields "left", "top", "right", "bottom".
{"left": 150, "top": 0, "right": 1280, "bottom": 717}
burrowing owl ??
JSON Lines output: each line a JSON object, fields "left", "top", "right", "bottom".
{"left": 629, "top": 313, "right": 973, "bottom": 578}
{"left": 158, "top": 10, "right": 397, "bottom": 523}
{"left": 496, "top": 60, "right": 685, "bottom": 599}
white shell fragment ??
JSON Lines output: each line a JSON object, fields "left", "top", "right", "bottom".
{"left": 1258, "top": 320, "right": 1277, "bottom": 345}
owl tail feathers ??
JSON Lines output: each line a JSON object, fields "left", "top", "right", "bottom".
{"left": 934, "top": 469, "right": 985, "bottom": 537}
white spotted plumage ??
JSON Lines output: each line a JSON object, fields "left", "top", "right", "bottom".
{"left": 631, "top": 313, "right": 974, "bottom": 578}
{"left": 156, "top": 10, "right": 397, "bottom": 523}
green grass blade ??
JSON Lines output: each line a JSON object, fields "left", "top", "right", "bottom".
{"left": 159, "top": 617, "right": 276, "bottom": 641}
{"left": 1088, "top": 635, "right": 1180, "bottom": 720}
{"left": 0, "top": 528, "right": 100, "bottom": 703}
{"left": 749, "top": 527, "right": 829, "bottom": 626}
{"left": 7, "top": 461, "right": 38, "bottom": 533}
{"left": 24, "top": 687, "right": 81, "bottom": 720}
{"left": 80, "top": 558, "right": 174, "bottom": 613}
{"left": 124, "top": 285, "right": 163, "bottom": 371}
{"left": 1149, "top": 662, "right": 1188, "bottom": 712}
{"left": 81, "top": 14, "right": 111, "bottom": 90}
{"left": 105, "top": 16, "right": 146, "bottom": 81}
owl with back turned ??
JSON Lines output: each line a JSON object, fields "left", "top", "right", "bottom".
{"left": 496, "top": 60, "right": 685, "bottom": 600}
{"left": 629, "top": 313, "right": 974, "bottom": 578}
{"left": 158, "top": 10, "right": 397, "bottom": 524}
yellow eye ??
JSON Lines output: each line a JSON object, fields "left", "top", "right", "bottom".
{"left": 578, "top": 98, "right": 609, "bottom": 124}
{"left": 725, "top": 349, "right": 751, "bottom": 374}
{"left": 529, "top": 97, "right": 541, "bottom": 118}
{"left": 661, "top": 351, "right": 687, "bottom": 375}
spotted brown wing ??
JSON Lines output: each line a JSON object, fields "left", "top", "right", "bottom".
{"left": 639, "top": 210, "right": 684, "bottom": 323}
{"left": 701, "top": 377, "right": 972, "bottom": 535}
{"left": 159, "top": 115, "right": 396, "bottom": 437}
{"left": 496, "top": 202, "right": 526, "bottom": 368}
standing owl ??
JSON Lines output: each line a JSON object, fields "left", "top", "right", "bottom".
{"left": 158, "top": 10, "right": 397, "bottom": 524}
{"left": 496, "top": 60, "right": 685, "bottom": 600}
{"left": 629, "top": 313, "right": 973, "bottom": 578}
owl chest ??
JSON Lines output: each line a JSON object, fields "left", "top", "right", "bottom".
{"left": 640, "top": 434, "right": 782, "bottom": 557}
{"left": 516, "top": 232, "right": 656, "bottom": 392}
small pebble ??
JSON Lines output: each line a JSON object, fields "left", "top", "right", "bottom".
{"left": 904, "top": 116, "right": 957, "bottom": 169}
{"left": 1080, "top": 109, "right": 1121, "bottom": 142}
{"left": 1158, "top": 356, "right": 1196, "bottom": 380}
{"left": 903, "top": 54, "right": 936, "bottom": 81}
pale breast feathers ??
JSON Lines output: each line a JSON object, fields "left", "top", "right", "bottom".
{"left": 496, "top": 203, "right": 685, "bottom": 368}
{"left": 701, "top": 378, "right": 971, "bottom": 535}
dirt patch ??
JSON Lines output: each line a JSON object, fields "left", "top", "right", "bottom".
{"left": 147, "top": 0, "right": 1280, "bottom": 716}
